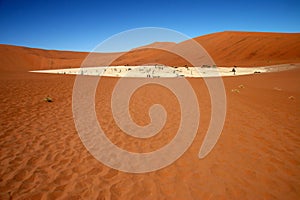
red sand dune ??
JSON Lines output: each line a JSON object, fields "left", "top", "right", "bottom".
{"left": 1, "top": 31, "right": 300, "bottom": 72}
{"left": 0, "top": 45, "right": 122, "bottom": 72}
{"left": 109, "top": 31, "right": 300, "bottom": 67}
{"left": 0, "top": 31, "right": 300, "bottom": 199}
{"left": 132, "top": 42, "right": 176, "bottom": 50}
{"left": 195, "top": 31, "right": 300, "bottom": 67}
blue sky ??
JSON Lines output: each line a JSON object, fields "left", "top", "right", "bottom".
{"left": 0, "top": 0, "right": 299, "bottom": 52}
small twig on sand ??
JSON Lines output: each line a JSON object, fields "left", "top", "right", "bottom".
{"left": 44, "top": 96, "right": 53, "bottom": 102}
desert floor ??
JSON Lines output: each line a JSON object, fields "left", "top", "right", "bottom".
{"left": 0, "top": 67, "right": 300, "bottom": 199}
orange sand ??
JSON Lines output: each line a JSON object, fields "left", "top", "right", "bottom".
{"left": 1, "top": 31, "right": 300, "bottom": 199}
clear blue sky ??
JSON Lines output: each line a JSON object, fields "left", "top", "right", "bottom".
{"left": 0, "top": 0, "right": 299, "bottom": 52}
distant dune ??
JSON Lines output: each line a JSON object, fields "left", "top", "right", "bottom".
{"left": 113, "top": 31, "right": 300, "bottom": 67}
{"left": 131, "top": 42, "right": 176, "bottom": 50}
{"left": 195, "top": 31, "right": 300, "bottom": 67}
{"left": 1, "top": 31, "right": 300, "bottom": 72}
{"left": 0, "top": 45, "right": 122, "bottom": 72}
{"left": 0, "top": 45, "right": 86, "bottom": 72}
